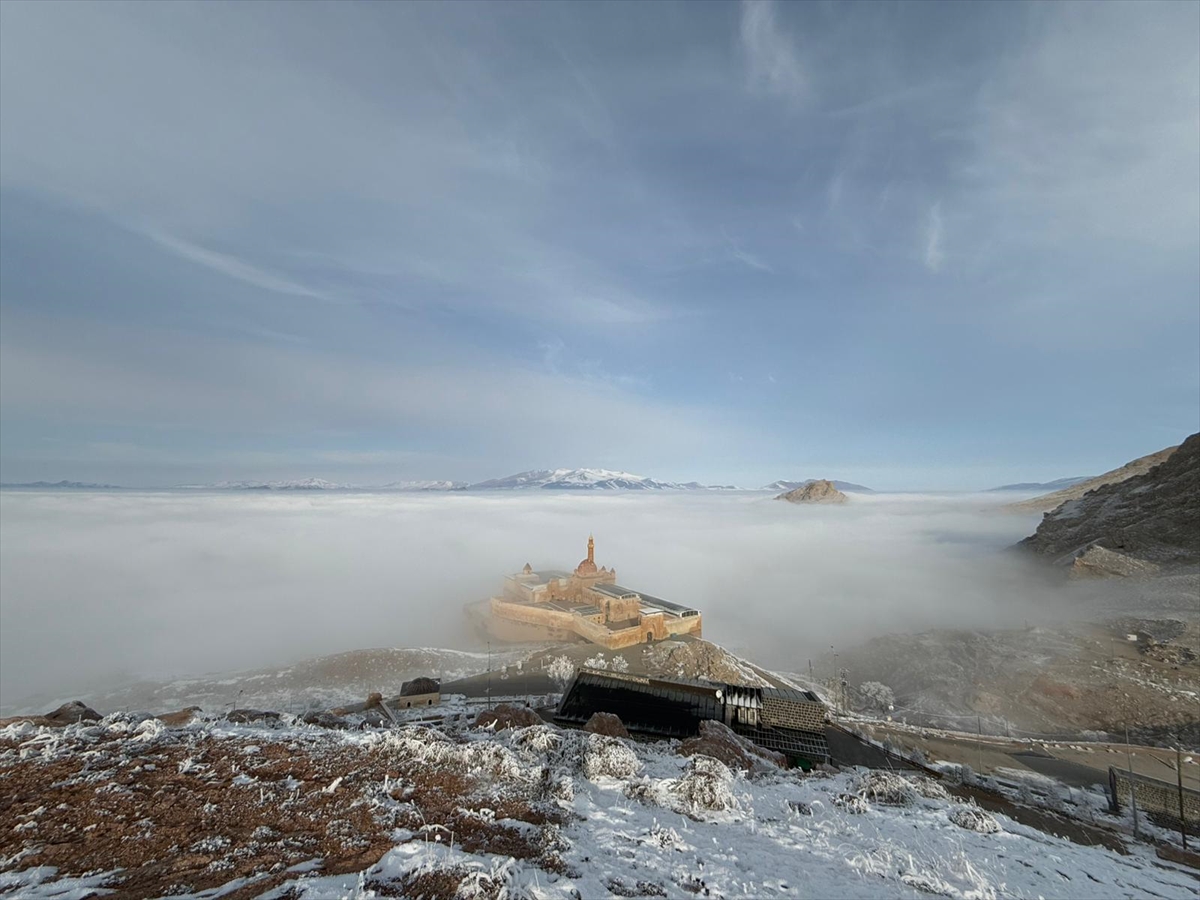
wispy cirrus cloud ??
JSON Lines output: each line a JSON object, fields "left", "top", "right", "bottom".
{"left": 138, "top": 227, "right": 339, "bottom": 303}
{"left": 923, "top": 203, "right": 944, "bottom": 273}
{"left": 738, "top": 0, "right": 807, "bottom": 103}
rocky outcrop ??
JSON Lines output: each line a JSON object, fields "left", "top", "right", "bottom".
{"left": 0, "top": 701, "right": 102, "bottom": 729}
{"left": 1006, "top": 444, "right": 1180, "bottom": 513}
{"left": 776, "top": 479, "right": 848, "bottom": 504}
{"left": 583, "top": 711, "right": 630, "bottom": 738}
{"left": 1065, "top": 545, "right": 1160, "bottom": 579}
{"left": 1019, "top": 432, "right": 1200, "bottom": 568}
{"left": 475, "top": 703, "right": 541, "bottom": 731}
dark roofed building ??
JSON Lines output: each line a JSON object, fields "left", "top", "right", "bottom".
{"left": 556, "top": 668, "right": 829, "bottom": 768}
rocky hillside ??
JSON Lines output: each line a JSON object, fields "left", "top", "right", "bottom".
{"left": 776, "top": 479, "right": 848, "bottom": 504}
{"left": 1018, "top": 432, "right": 1200, "bottom": 570}
{"left": 1005, "top": 443, "right": 1180, "bottom": 513}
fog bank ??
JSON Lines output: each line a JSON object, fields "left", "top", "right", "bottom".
{"left": 0, "top": 489, "right": 1055, "bottom": 707}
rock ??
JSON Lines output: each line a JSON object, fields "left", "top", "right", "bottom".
{"left": 0, "top": 700, "right": 103, "bottom": 729}
{"left": 776, "top": 479, "right": 848, "bottom": 504}
{"left": 225, "top": 709, "right": 280, "bottom": 724}
{"left": 1020, "top": 432, "right": 1200, "bottom": 568}
{"left": 583, "top": 712, "right": 630, "bottom": 738}
{"left": 44, "top": 701, "right": 101, "bottom": 725}
{"left": 1064, "top": 544, "right": 1161, "bottom": 578}
{"left": 475, "top": 703, "right": 541, "bottom": 731}
{"left": 155, "top": 707, "right": 201, "bottom": 726}
{"left": 677, "top": 720, "right": 784, "bottom": 776}
{"left": 301, "top": 711, "right": 349, "bottom": 729}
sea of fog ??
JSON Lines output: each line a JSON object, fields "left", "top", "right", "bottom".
{"left": 0, "top": 489, "right": 1051, "bottom": 709}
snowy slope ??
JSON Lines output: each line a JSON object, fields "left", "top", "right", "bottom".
{"left": 3, "top": 714, "right": 1195, "bottom": 899}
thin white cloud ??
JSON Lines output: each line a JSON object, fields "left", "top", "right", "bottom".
{"left": 722, "top": 227, "right": 774, "bottom": 273}
{"left": 739, "top": 0, "right": 807, "bottom": 103}
{"left": 924, "top": 202, "right": 944, "bottom": 272}
{"left": 139, "top": 227, "right": 338, "bottom": 303}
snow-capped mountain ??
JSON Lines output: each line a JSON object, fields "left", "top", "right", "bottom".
{"left": 469, "top": 468, "right": 727, "bottom": 490}
{"left": 763, "top": 479, "right": 874, "bottom": 493}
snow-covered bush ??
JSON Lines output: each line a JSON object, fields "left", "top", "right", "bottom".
{"left": 669, "top": 755, "right": 739, "bottom": 814}
{"left": 858, "top": 681, "right": 895, "bottom": 713}
{"left": 509, "top": 724, "right": 562, "bottom": 762}
{"left": 949, "top": 805, "right": 1001, "bottom": 834}
{"left": 834, "top": 793, "right": 870, "bottom": 814}
{"left": 547, "top": 656, "right": 575, "bottom": 690}
{"left": 911, "top": 776, "right": 950, "bottom": 800}
{"left": 610, "top": 655, "right": 630, "bottom": 673}
{"left": 855, "top": 770, "right": 916, "bottom": 806}
{"left": 584, "top": 653, "right": 609, "bottom": 670}
{"left": 581, "top": 734, "right": 641, "bottom": 781}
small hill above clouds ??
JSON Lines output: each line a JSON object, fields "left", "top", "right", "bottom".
{"left": 764, "top": 479, "right": 873, "bottom": 493}
{"left": 775, "top": 479, "right": 849, "bottom": 504}
{"left": 1018, "top": 432, "right": 1200, "bottom": 571}
{"left": 1004, "top": 444, "right": 1180, "bottom": 513}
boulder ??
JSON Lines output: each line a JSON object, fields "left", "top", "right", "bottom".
{"left": 1065, "top": 545, "right": 1161, "bottom": 578}
{"left": 0, "top": 700, "right": 102, "bottom": 729}
{"left": 301, "top": 711, "right": 349, "bottom": 729}
{"left": 155, "top": 706, "right": 202, "bottom": 726}
{"left": 475, "top": 703, "right": 541, "bottom": 731}
{"left": 583, "top": 712, "right": 630, "bottom": 738}
{"left": 225, "top": 708, "right": 280, "bottom": 724}
{"left": 45, "top": 701, "right": 102, "bottom": 725}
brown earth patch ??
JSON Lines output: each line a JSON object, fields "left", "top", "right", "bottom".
{"left": 0, "top": 721, "right": 567, "bottom": 899}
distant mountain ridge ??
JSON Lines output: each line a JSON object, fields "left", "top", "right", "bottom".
{"left": 763, "top": 479, "right": 873, "bottom": 493}
{"left": 988, "top": 476, "right": 1090, "bottom": 492}
{"left": 1004, "top": 444, "right": 1181, "bottom": 513}
{"left": 0, "top": 480, "right": 123, "bottom": 489}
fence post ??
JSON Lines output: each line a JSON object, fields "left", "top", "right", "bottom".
{"left": 1178, "top": 745, "right": 1189, "bottom": 851}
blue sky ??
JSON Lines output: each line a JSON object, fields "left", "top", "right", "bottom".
{"left": 1, "top": 0, "right": 1197, "bottom": 489}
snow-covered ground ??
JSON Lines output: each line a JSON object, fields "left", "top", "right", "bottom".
{"left": 2, "top": 712, "right": 1195, "bottom": 899}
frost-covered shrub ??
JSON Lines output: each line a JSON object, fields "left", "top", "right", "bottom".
{"left": 855, "top": 770, "right": 916, "bottom": 806}
{"left": 910, "top": 776, "right": 950, "bottom": 801}
{"left": 610, "top": 655, "right": 630, "bottom": 673}
{"left": 547, "top": 656, "right": 575, "bottom": 690}
{"left": 834, "top": 793, "right": 869, "bottom": 814}
{"left": 583, "top": 653, "right": 609, "bottom": 670}
{"left": 549, "top": 775, "right": 575, "bottom": 805}
{"left": 581, "top": 734, "right": 641, "bottom": 781}
{"left": 949, "top": 805, "right": 1001, "bottom": 834}
{"left": 668, "top": 755, "right": 739, "bottom": 814}
{"left": 509, "top": 724, "right": 562, "bottom": 761}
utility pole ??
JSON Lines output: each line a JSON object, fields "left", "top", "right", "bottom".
{"left": 977, "top": 715, "right": 983, "bottom": 774}
{"left": 487, "top": 641, "right": 492, "bottom": 711}
{"left": 1178, "top": 744, "right": 1189, "bottom": 850}
{"left": 1126, "top": 723, "right": 1139, "bottom": 838}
